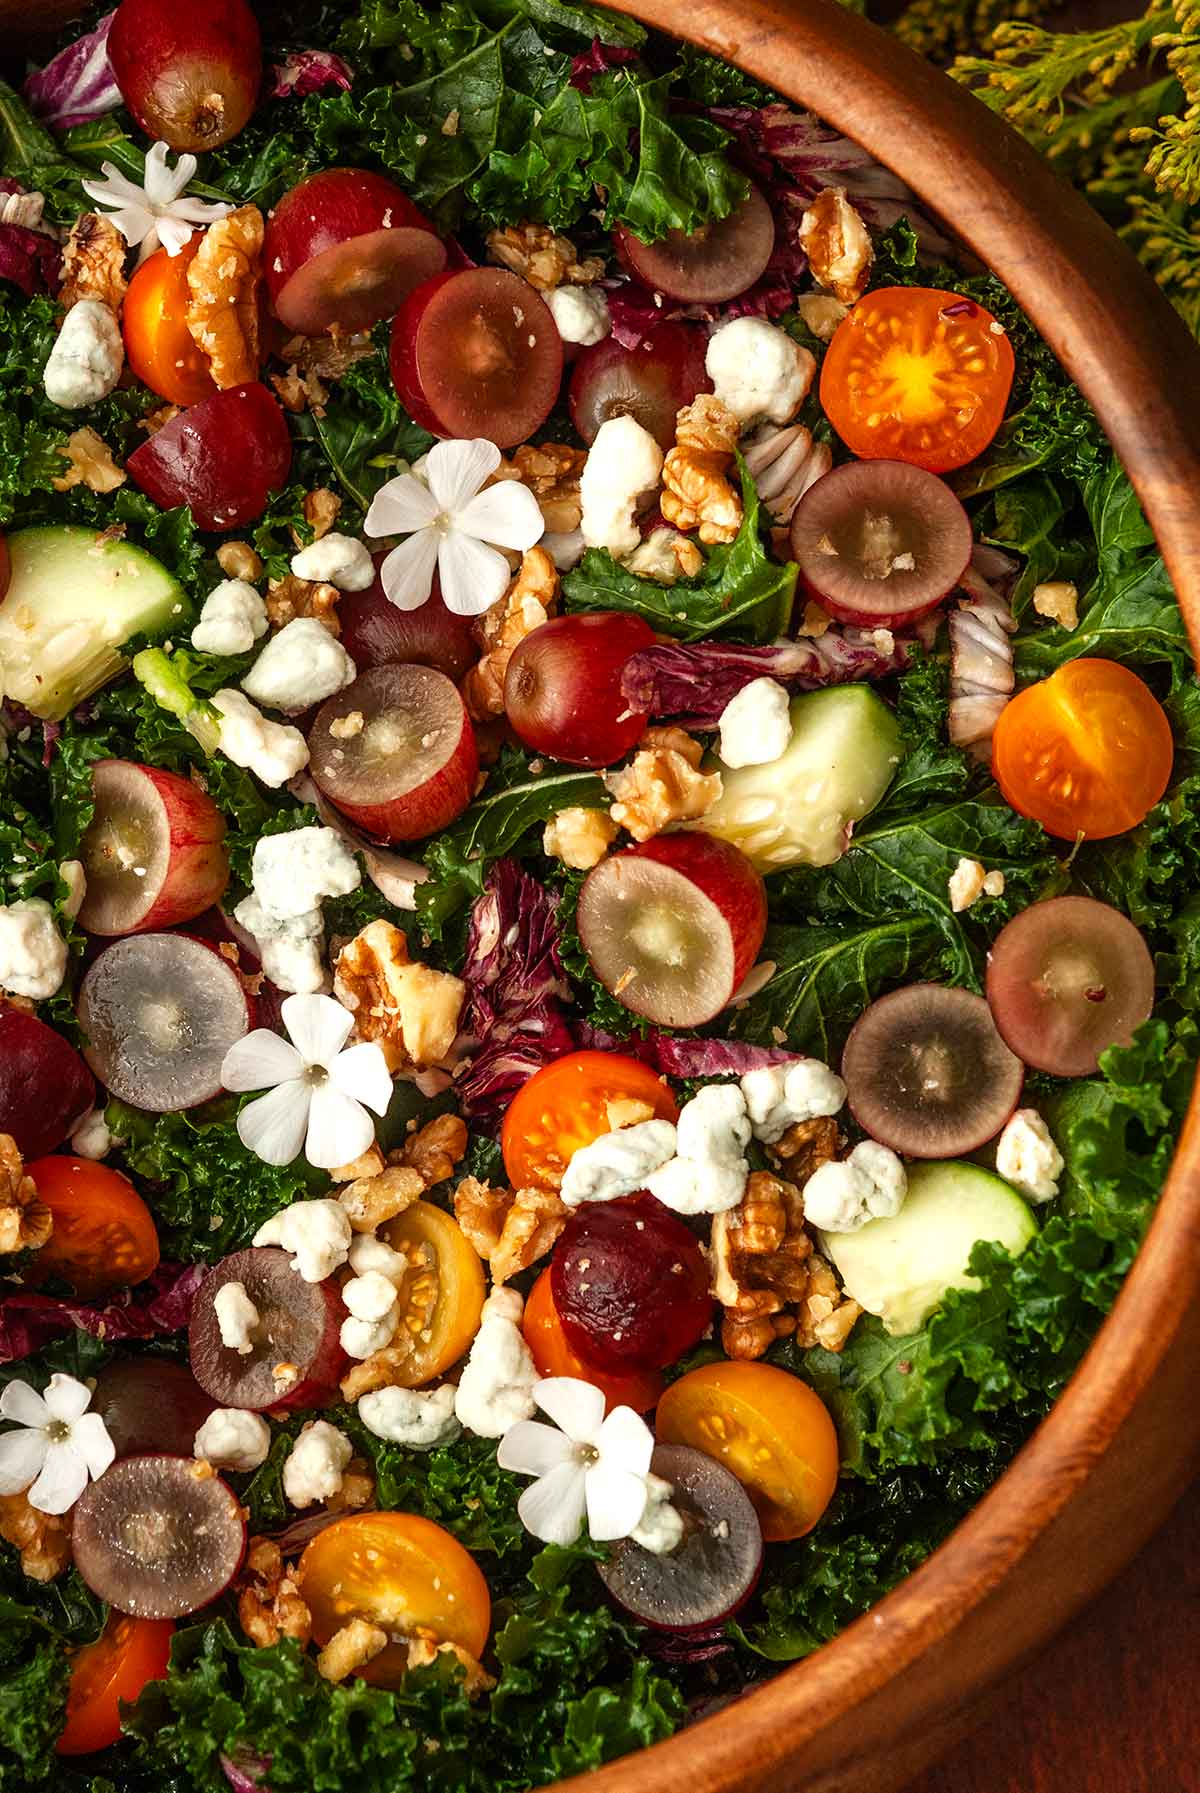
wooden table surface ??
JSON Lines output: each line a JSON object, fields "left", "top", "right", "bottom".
{"left": 904, "top": 1480, "right": 1199, "bottom": 1792}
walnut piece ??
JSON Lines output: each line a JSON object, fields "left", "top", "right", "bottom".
{"left": 0, "top": 1133, "right": 52, "bottom": 1254}
{"left": 795, "top": 1252, "right": 863, "bottom": 1352}
{"left": 1032, "top": 580, "right": 1079, "bottom": 630}
{"left": 603, "top": 725, "right": 722, "bottom": 841}
{"left": 661, "top": 394, "right": 744, "bottom": 545}
{"left": 453, "top": 1177, "right": 567, "bottom": 1284}
{"left": 623, "top": 526, "right": 704, "bottom": 584}
{"left": 0, "top": 1490, "right": 70, "bottom": 1582}
{"left": 798, "top": 188, "right": 874, "bottom": 305}
{"left": 58, "top": 212, "right": 128, "bottom": 314}
{"left": 237, "top": 1537, "right": 312, "bottom": 1648}
{"left": 463, "top": 546, "right": 559, "bottom": 720}
{"left": 301, "top": 488, "right": 341, "bottom": 542}
{"left": 317, "top": 1617, "right": 388, "bottom": 1683}
{"left": 334, "top": 919, "right": 466, "bottom": 1074}
{"left": 405, "top": 1632, "right": 496, "bottom": 1697}
{"left": 495, "top": 442, "right": 586, "bottom": 535}
{"left": 543, "top": 805, "right": 618, "bottom": 870}
{"left": 52, "top": 427, "right": 125, "bottom": 494}
{"left": 323, "top": 1456, "right": 376, "bottom": 1513}
{"left": 486, "top": 222, "right": 605, "bottom": 290}
{"left": 793, "top": 292, "right": 849, "bottom": 343}
{"left": 331, "top": 1144, "right": 386, "bottom": 1184}
{"left": 338, "top": 1163, "right": 424, "bottom": 1235}
{"left": 186, "top": 204, "right": 264, "bottom": 389}
{"left": 265, "top": 572, "right": 342, "bottom": 637}
{"left": 217, "top": 540, "right": 264, "bottom": 583}
{"left": 711, "top": 1168, "right": 860, "bottom": 1359}
{"left": 338, "top": 1223, "right": 442, "bottom": 1399}
{"left": 395, "top": 1112, "right": 468, "bottom": 1188}
{"left": 768, "top": 1116, "right": 840, "bottom": 1185}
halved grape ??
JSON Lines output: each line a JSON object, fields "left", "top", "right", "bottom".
{"left": 568, "top": 324, "right": 711, "bottom": 449}
{"left": 92, "top": 1359, "right": 216, "bottom": 1459}
{"left": 842, "top": 983, "right": 1024, "bottom": 1157}
{"left": 72, "top": 1454, "right": 246, "bottom": 1619}
{"left": 789, "top": 460, "right": 972, "bottom": 625}
{"left": 77, "top": 758, "right": 229, "bottom": 937}
{"left": 0, "top": 1006, "right": 94, "bottom": 1159}
{"left": 504, "top": 611, "right": 654, "bottom": 766}
{"left": 76, "top": 934, "right": 252, "bottom": 1112}
{"left": 338, "top": 562, "right": 477, "bottom": 683}
{"left": 986, "top": 895, "right": 1155, "bottom": 1077}
{"left": 598, "top": 1444, "right": 762, "bottom": 1631}
{"left": 613, "top": 184, "right": 775, "bottom": 302}
{"left": 309, "top": 663, "right": 478, "bottom": 842}
{"left": 552, "top": 1193, "right": 712, "bottom": 1374}
{"left": 189, "top": 1247, "right": 346, "bottom": 1411}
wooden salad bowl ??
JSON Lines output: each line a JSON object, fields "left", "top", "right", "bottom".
{"left": 5, "top": 0, "right": 1200, "bottom": 1785}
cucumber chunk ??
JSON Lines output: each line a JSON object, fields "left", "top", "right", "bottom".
{"left": 697, "top": 684, "right": 902, "bottom": 871}
{"left": 821, "top": 1159, "right": 1037, "bottom": 1337}
{"left": 0, "top": 526, "right": 186, "bottom": 720}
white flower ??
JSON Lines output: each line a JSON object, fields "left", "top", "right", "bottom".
{"left": 497, "top": 1377, "right": 657, "bottom": 1547}
{"left": 0, "top": 1374, "right": 114, "bottom": 1515}
{"left": 221, "top": 992, "right": 392, "bottom": 1170}
{"left": 82, "top": 140, "right": 232, "bottom": 258}
{"left": 364, "top": 438, "right": 543, "bottom": 619}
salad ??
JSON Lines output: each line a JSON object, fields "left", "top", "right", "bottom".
{"left": 0, "top": 0, "right": 1196, "bottom": 1787}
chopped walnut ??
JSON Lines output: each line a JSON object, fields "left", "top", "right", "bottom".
{"left": 453, "top": 1177, "right": 567, "bottom": 1284}
{"left": 0, "top": 1490, "right": 70, "bottom": 1582}
{"left": 603, "top": 725, "right": 722, "bottom": 841}
{"left": 395, "top": 1112, "right": 468, "bottom": 1188}
{"left": 317, "top": 1617, "right": 389, "bottom": 1683}
{"left": 52, "top": 427, "right": 125, "bottom": 494}
{"left": 543, "top": 805, "right": 618, "bottom": 870}
{"left": 338, "top": 1163, "right": 424, "bottom": 1235}
{"left": 768, "top": 1116, "right": 840, "bottom": 1185}
{"left": 138, "top": 402, "right": 181, "bottom": 435}
{"left": 0, "top": 1133, "right": 52, "bottom": 1254}
{"left": 798, "top": 188, "right": 874, "bottom": 305}
{"left": 217, "top": 540, "right": 264, "bottom": 583}
{"left": 339, "top": 1223, "right": 442, "bottom": 1398}
{"left": 185, "top": 204, "right": 264, "bottom": 388}
{"left": 58, "top": 212, "right": 128, "bottom": 313}
{"left": 606, "top": 1097, "right": 655, "bottom": 1129}
{"left": 334, "top": 919, "right": 465, "bottom": 1074}
{"left": 265, "top": 572, "right": 341, "bottom": 637}
{"left": 793, "top": 292, "right": 849, "bottom": 343}
{"left": 661, "top": 394, "right": 744, "bottom": 545}
{"left": 323, "top": 1456, "right": 376, "bottom": 1513}
{"left": 495, "top": 442, "right": 587, "bottom": 535}
{"left": 405, "top": 1632, "right": 496, "bottom": 1697}
{"left": 797, "top": 597, "right": 833, "bottom": 637}
{"left": 624, "top": 526, "right": 704, "bottom": 584}
{"left": 280, "top": 331, "right": 375, "bottom": 386}
{"left": 332, "top": 1144, "right": 386, "bottom": 1183}
{"left": 711, "top": 1169, "right": 859, "bottom": 1359}
{"left": 236, "top": 1537, "right": 312, "bottom": 1648}
{"left": 486, "top": 222, "right": 605, "bottom": 290}
{"left": 300, "top": 488, "right": 341, "bottom": 543}
{"left": 463, "top": 546, "right": 559, "bottom": 720}
{"left": 1032, "top": 580, "right": 1079, "bottom": 630}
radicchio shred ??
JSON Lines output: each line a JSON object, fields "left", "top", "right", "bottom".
{"left": 0, "top": 1261, "right": 204, "bottom": 1364}
{"left": 22, "top": 11, "right": 122, "bottom": 129}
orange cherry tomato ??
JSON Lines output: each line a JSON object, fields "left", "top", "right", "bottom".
{"left": 26, "top": 1157, "right": 160, "bottom": 1299}
{"left": 992, "top": 657, "right": 1173, "bottom": 842}
{"left": 523, "top": 1268, "right": 664, "bottom": 1414}
{"left": 377, "top": 1200, "right": 485, "bottom": 1387}
{"left": 501, "top": 1050, "right": 679, "bottom": 1190}
{"left": 656, "top": 1360, "right": 840, "bottom": 1542}
{"left": 122, "top": 234, "right": 218, "bottom": 407}
{"left": 820, "top": 287, "right": 1015, "bottom": 473}
{"left": 297, "top": 1512, "right": 490, "bottom": 1687}
{"left": 56, "top": 1614, "right": 174, "bottom": 1756}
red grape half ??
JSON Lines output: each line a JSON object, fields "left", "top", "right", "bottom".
{"left": 188, "top": 1246, "right": 347, "bottom": 1412}
{"left": 612, "top": 184, "right": 775, "bottom": 303}
{"left": 569, "top": 324, "right": 711, "bottom": 449}
{"left": 73, "top": 1454, "right": 246, "bottom": 1619}
{"left": 504, "top": 611, "right": 654, "bottom": 767}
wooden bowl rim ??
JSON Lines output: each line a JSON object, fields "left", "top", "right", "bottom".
{"left": 551, "top": 1, "right": 1200, "bottom": 1787}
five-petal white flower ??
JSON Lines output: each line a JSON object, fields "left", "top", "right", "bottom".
{"left": 0, "top": 1374, "right": 114, "bottom": 1515}
{"left": 82, "top": 140, "right": 233, "bottom": 258}
{"left": 497, "top": 1377, "right": 657, "bottom": 1546}
{"left": 364, "top": 438, "right": 544, "bottom": 618}
{"left": 221, "top": 993, "right": 392, "bottom": 1170}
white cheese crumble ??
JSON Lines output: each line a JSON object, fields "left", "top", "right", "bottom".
{"left": 194, "top": 1407, "right": 271, "bottom": 1472}
{"left": 290, "top": 532, "right": 375, "bottom": 591}
{"left": 740, "top": 1058, "right": 847, "bottom": 1145}
{"left": 234, "top": 825, "right": 361, "bottom": 996}
{"left": 213, "top": 1280, "right": 260, "bottom": 1355}
{"left": 0, "top": 898, "right": 68, "bottom": 1000}
{"left": 645, "top": 1084, "right": 750, "bottom": 1216}
{"left": 282, "top": 1419, "right": 353, "bottom": 1508}
{"left": 42, "top": 299, "right": 124, "bottom": 408}
{"left": 357, "top": 1384, "right": 462, "bottom": 1451}
{"left": 241, "top": 618, "right": 357, "bottom": 714}
{"left": 579, "top": 414, "right": 664, "bottom": 558}
{"left": 253, "top": 1197, "right": 352, "bottom": 1282}
{"left": 559, "top": 1118, "right": 678, "bottom": 1207}
{"left": 69, "top": 1107, "right": 112, "bottom": 1160}
{"left": 630, "top": 1472, "right": 685, "bottom": 1555}
{"left": 704, "top": 318, "right": 815, "bottom": 427}
{"left": 212, "top": 689, "right": 310, "bottom": 788}
{"left": 191, "top": 580, "right": 269, "bottom": 658}
{"left": 546, "top": 284, "right": 611, "bottom": 346}
{"left": 804, "top": 1140, "right": 907, "bottom": 1233}
{"left": 995, "top": 1107, "right": 1064, "bottom": 1203}
{"left": 718, "top": 677, "right": 793, "bottom": 769}
{"left": 454, "top": 1286, "right": 538, "bottom": 1438}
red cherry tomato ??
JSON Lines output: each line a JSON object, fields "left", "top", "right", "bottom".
{"left": 501, "top": 1051, "right": 679, "bottom": 1191}
{"left": 523, "top": 1269, "right": 664, "bottom": 1413}
{"left": 56, "top": 1615, "right": 174, "bottom": 1756}
{"left": 991, "top": 658, "right": 1173, "bottom": 840}
{"left": 122, "top": 236, "right": 218, "bottom": 406}
{"left": 26, "top": 1157, "right": 160, "bottom": 1299}
{"left": 820, "top": 287, "right": 1015, "bottom": 472}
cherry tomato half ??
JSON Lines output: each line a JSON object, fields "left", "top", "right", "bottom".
{"left": 26, "top": 1157, "right": 160, "bottom": 1299}
{"left": 501, "top": 1051, "right": 679, "bottom": 1191}
{"left": 820, "top": 287, "right": 1015, "bottom": 473}
{"left": 377, "top": 1200, "right": 485, "bottom": 1387}
{"left": 992, "top": 657, "right": 1174, "bottom": 841}
{"left": 656, "top": 1360, "right": 840, "bottom": 1542}
{"left": 523, "top": 1268, "right": 664, "bottom": 1414}
{"left": 122, "top": 235, "right": 218, "bottom": 408}
{"left": 297, "top": 1512, "right": 490, "bottom": 1687}
{"left": 56, "top": 1614, "right": 174, "bottom": 1756}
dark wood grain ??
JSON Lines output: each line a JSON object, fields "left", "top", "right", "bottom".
{"left": 908, "top": 1480, "right": 1200, "bottom": 1793}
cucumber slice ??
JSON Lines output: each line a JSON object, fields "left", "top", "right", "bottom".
{"left": 821, "top": 1159, "right": 1037, "bottom": 1337}
{"left": 697, "top": 684, "right": 902, "bottom": 871}
{"left": 0, "top": 526, "right": 186, "bottom": 720}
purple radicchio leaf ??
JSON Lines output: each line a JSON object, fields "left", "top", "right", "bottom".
{"left": 220, "top": 1752, "right": 272, "bottom": 1793}
{"left": 0, "top": 220, "right": 59, "bottom": 297}
{"left": 634, "top": 1034, "right": 796, "bottom": 1076}
{"left": 620, "top": 631, "right": 912, "bottom": 730}
{"left": 0, "top": 1261, "right": 204, "bottom": 1364}
{"left": 455, "top": 860, "right": 575, "bottom": 1124}
{"left": 22, "top": 11, "right": 122, "bottom": 130}
{"left": 569, "top": 39, "right": 641, "bottom": 92}
{"left": 270, "top": 49, "right": 353, "bottom": 99}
